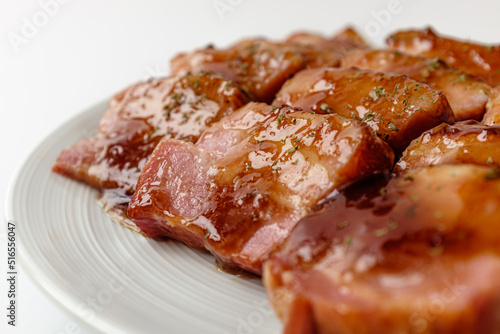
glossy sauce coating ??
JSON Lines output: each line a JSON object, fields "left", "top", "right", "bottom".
{"left": 483, "top": 86, "right": 500, "bottom": 125}
{"left": 264, "top": 164, "right": 500, "bottom": 334}
{"left": 52, "top": 72, "right": 248, "bottom": 229}
{"left": 341, "top": 49, "right": 491, "bottom": 121}
{"left": 285, "top": 26, "right": 370, "bottom": 69}
{"left": 273, "top": 67, "right": 455, "bottom": 153}
{"left": 53, "top": 72, "right": 248, "bottom": 190}
{"left": 395, "top": 121, "right": 500, "bottom": 173}
{"left": 170, "top": 28, "right": 369, "bottom": 104}
{"left": 286, "top": 26, "right": 368, "bottom": 49}
{"left": 128, "top": 102, "right": 394, "bottom": 274}
{"left": 387, "top": 28, "right": 500, "bottom": 87}
{"left": 330, "top": 26, "right": 370, "bottom": 49}
{"left": 171, "top": 40, "right": 306, "bottom": 103}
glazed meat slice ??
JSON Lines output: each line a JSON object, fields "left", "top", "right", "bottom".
{"left": 483, "top": 86, "right": 500, "bottom": 125}
{"left": 53, "top": 72, "right": 248, "bottom": 190}
{"left": 128, "top": 102, "right": 394, "bottom": 274}
{"left": 285, "top": 37, "right": 350, "bottom": 69}
{"left": 286, "top": 27, "right": 370, "bottom": 68}
{"left": 394, "top": 121, "right": 500, "bottom": 173}
{"left": 273, "top": 67, "right": 455, "bottom": 153}
{"left": 287, "top": 26, "right": 369, "bottom": 50}
{"left": 170, "top": 28, "right": 369, "bottom": 103}
{"left": 264, "top": 164, "right": 500, "bottom": 334}
{"left": 286, "top": 44, "right": 341, "bottom": 69}
{"left": 170, "top": 39, "right": 306, "bottom": 103}
{"left": 341, "top": 49, "right": 491, "bottom": 121}
{"left": 330, "top": 26, "right": 370, "bottom": 49}
{"left": 387, "top": 27, "right": 500, "bottom": 86}
{"left": 52, "top": 72, "right": 248, "bottom": 229}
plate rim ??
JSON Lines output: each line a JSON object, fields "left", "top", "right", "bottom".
{"left": 4, "top": 98, "right": 112, "bottom": 334}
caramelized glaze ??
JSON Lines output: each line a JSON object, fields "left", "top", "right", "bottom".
{"left": 264, "top": 164, "right": 500, "bottom": 334}
{"left": 395, "top": 120, "right": 500, "bottom": 173}
{"left": 483, "top": 86, "right": 500, "bottom": 125}
{"left": 171, "top": 40, "right": 306, "bottom": 103}
{"left": 388, "top": 27, "right": 500, "bottom": 87}
{"left": 128, "top": 102, "right": 394, "bottom": 274}
{"left": 285, "top": 26, "right": 370, "bottom": 69}
{"left": 273, "top": 67, "right": 455, "bottom": 153}
{"left": 52, "top": 72, "right": 249, "bottom": 229}
{"left": 170, "top": 28, "right": 369, "bottom": 103}
{"left": 342, "top": 49, "right": 491, "bottom": 121}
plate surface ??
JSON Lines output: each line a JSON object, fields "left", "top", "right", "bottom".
{"left": 5, "top": 100, "right": 282, "bottom": 334}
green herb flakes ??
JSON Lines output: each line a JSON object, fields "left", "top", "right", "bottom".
{"left": 388, "top": 122, "right": 399, "bottom": 132}
{"left": 374, "top": 228, "right": 389, "bottom": 237}
{"left": 277, "top": 113, "right": 284, "bottom": 126}
{"left": 337, "top": 221, "right": 350, "bottom": 230}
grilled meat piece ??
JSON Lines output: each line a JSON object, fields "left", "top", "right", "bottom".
{"left": 394, "top": 121, "right": 500, "bottom": 173}
{"left": 128, "top": 102, "right": 394, "bottom": 274}
{"left": 483, "top": 86, "right": 500, "bottom": 125}
{"left": 171, "top": 28, "right": 368, "bottom": 103}
{"left": 171, "top": 40, "right": 306, "bottom": 103}
{"left": 273, "top": 67, "right": 455, "bottom": 153}
{"left": 387, "top": 27, "right": 500, "bottom": 87}
{"left": 264, "top": 164, "right": 500, "bottom": 334}
{"left": 341, "top": 49, "right": 491, "bottom": 121}
{"left": 286, "top": 26, "right": 370, "bottom": 68}
{"left": 52, "top": 72, "right": 248, "bottom": 230}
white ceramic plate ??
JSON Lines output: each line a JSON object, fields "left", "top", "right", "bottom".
{"left": 5, "top": 100, "right": 282, "bottom": 334}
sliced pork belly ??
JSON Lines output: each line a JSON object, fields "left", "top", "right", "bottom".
{"left": 330, "top": 26, "right": 370, "bottom": 49}
{"left": 483, "top": 86, "right": 500, "bottom": 125}
{"left": 286, "top": 27, "right": 370, "bottom": 68}
{"left": 52, "top": 72, "right": 248, "bottom": 229}
{"left": 341, "top": 49, "right": 491, "bottom": 121}
{"left": 273, "top": 67, "right": 455, "bottom": 153}
{"left": 170, "top": 28, "right": 368, "bottom": 103}
{"left": 287, "top": 26, "right": 369, "bottom": 50}
{"left": 387, "top": 27, "right": 500, "bottom": 87}
{"left": 264, "top": 164, "right": 500, "bottom": 334}
{"left": 394, "top": 121, "right": 500, "bottom": 173}
{"left": 171, "top": 40, "right": 306, "bottom": 103}
{"left": 128, "top": 102, "right": 394, "bottom": 274}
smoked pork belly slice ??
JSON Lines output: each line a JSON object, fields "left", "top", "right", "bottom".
{"left": 330, "top": 26, "right": 370, "bottom": 50}
{"left": 264, "top": 164, "right": 500, "bottom": 334}
{"left": 341, "top": 49, "right": 491, "bottom": 121}
{"left": 285, "top": 26, "right": 370, "bottom": 69}
{"left": 387, "top": 27, "right": 500, "bottom": 87}
{"left": 127, "top": 102, "right": 394, "bottom": 275}
{"left": 171, "top": 39, "right": 306, "bottom": 103}
{"left": 52, "top": 72, "right": 248, "bottom": 230}
{"left": 483, "top": 86, "right": 500, "bottom": 125}
{"left": 394, "top": 121, "right": 500, "bottom": 173}
{"left": 170, "top": 29, "right": 368, "bottom": 103}
{"left": 286, "top": 26, "right": 369, "bottom": 50}
{"left": 273, "top": 67, "right": 455, "bottom": 154}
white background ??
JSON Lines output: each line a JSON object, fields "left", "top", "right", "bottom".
{"left": 1, "top": 0, "right": 500, "bottom": 333}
